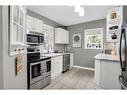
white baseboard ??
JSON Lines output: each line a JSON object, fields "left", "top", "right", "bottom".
{"left": 73, "top": 65, "right": 95, "bottom": 71}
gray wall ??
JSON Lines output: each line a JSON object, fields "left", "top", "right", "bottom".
{"left": 123, "top": 6, "right": 127, "bottom": 24}
{"left": 0, "top": 6, "right": 3, "bottom": 89}
{"left": 68, "top": 19, "right": 106, "bottom": 68}
{"left": 27, "top": 9, "right": 65, "bottom": 52}
{"left": 2, "top": 6, "right": 27, "bottom": 89}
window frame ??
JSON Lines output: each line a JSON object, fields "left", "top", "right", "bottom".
{"left": 84, "top": 28, "right": 104, "bottom": 50}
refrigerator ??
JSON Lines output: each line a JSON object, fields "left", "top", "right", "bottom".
{"left": 119, "top": 27, "right": 127, "bottom": 89}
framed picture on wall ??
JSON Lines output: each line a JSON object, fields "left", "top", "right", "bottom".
{"left": 84, "top": 28, "right": 103, "bottom": 49}
{"left": 73, "top": 33, "right": 81, "bottom": 47}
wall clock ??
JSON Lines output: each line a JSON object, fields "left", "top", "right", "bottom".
{"left": 73, "top": 33, "right": 81, "bottom": 47}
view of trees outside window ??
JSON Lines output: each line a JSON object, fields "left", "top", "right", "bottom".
{"left": 84, "top": 28, "right": 103, "bottom": 49}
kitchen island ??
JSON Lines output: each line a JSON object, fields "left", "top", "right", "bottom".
{"left": 94, "top": 53, "right": 121, "bottom": 89}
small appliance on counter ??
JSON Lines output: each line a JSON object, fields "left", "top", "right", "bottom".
{"left": 27, "top": 52, "right": 51, "bottom": 89}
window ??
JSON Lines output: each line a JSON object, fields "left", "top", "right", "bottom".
{"left": 84, "top": 28, "right": 103, "bottom": 49}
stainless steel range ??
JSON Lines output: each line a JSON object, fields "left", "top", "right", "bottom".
{"left": 27, "top": 53, "right": 51, "bottom": 89}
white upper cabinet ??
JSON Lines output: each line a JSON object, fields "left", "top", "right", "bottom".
{"left": 34, "top": 18, "right": 43, "bottom": 32}
{"left": 26, "top": 15, "right": 34, "bottom": 31}
{"left": 43, "top": 24, "right": 54, "bottom": 53}
{"left": 10, "top": 6, "right": 27, "bottom": 56}
{"left": 10, "top": 6, "right": 26, "bottom": 45}
{"left": 55, "top": 28, "right": 69, "bottom": 44}
{"left": 26, "top": 15, "right": 43, "bottom": 33}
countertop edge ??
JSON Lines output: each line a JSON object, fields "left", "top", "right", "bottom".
{"left": 94, "top": 54, "right": 120, "bottom": 62}
{"left": 43, "top": 52, "right": 74, "bottom": 57}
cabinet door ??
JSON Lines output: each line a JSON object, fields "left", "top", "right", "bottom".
{"left": 51, "top": 57, "right": 56, "bottom": 78}
{"left": 10, "top": 6, "right": 26, "bottom": 56}
{"left": 26, "top": 15, "right": 34, "bottom": 31}
{"left": 70, "top": 53, "right": 74, "bottom": 68}
{"left": 11, "top": 6, "right": 19, "bottom": 45}
{"left": 34, "top": 18, "right": 43, "bottom": 33}
{"left": 55, "top": 28, "right": 69, "bottom": 44}
{"left": 63, "top": 29, "right": 69, "bottom": 43}
{"left": 57, "top": 56, "right": 63, "bottom": 74}
{"left": 18, "top": 7, "right": 26, "bottom": 45}
{"left": 55, "top": 28, "right": 63, "bottom": 43}
{"left": 51, "top": 56, "right": 63, "bottom": 79}
{"left": 43, "top": 24, "right": 54, "bottom": 53}
{"left": 94, "top": 59, "right": 100, "bottom": 86}
{"left": 100, "top": 61, "right": 121, "bottom": 89}
{"left": 10, "top": 6, "right": 26, "bottom": 45}
{"left": 12, "top": 23, "right": 18, "bottom": 44}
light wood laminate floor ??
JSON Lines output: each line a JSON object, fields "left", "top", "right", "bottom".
{"left": 43, "top": 67, "right": 96, "bottom": 90}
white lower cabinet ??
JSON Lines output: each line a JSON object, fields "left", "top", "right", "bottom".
{"left": 94, "top": 59, "right": 101, "bottom": 86}
{"left": 51, "top": 56, "right": 63, "bottom": 80}
{"left": 70, "top": 53, "right": 74, "bottom": 68}
{"left": 94, "top": 59, "right": 121, "bottom": 89}
{"left": 100, "top": 60, "right": 121, "bottom": 89}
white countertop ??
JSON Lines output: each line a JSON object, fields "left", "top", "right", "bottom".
{"left": 42, "top": 52, "right": 73, "bottom": 57}
{"left": 94, "top": 53, "right": 120, "bottom": 62}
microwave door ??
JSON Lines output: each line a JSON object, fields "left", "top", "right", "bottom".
{"left": 119, "top": 29, "right": 126, "bottom": 71}
{"left": 27, "top": 34, "right": 39, "bottom": 44}
{"left": 39, "top": 35, "right": 44, "bottom": 44}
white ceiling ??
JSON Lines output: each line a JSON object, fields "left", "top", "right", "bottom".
{"left": 28, "top": 6, "right": 116, "bottom": 26}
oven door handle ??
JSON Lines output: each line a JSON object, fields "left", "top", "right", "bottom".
{"left": 41, "top": 69, "right": 47, "bottom": 73}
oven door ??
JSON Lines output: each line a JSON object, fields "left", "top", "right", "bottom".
{"left": 30, "top": 62, "right": 42, "bottom": 85}
{"left": 41, "top": 60, "right": 51, "bottom": 78}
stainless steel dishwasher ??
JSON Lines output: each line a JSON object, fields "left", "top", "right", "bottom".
{"left": 63, "top": 54, "right": 70, "bottom": 72}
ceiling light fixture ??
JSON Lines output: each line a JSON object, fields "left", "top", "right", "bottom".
{"left": 74, "top": 5, "right": 81, "bottom": 13}
{"left": 74, "top": 5, "right": 84, "bottom": 17}
{"left": 79, "top": 6, "right": 84, "bottom": 17}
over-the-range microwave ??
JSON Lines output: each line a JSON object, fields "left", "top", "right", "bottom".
{"left": 27, "top": 34, "right": 44, "bottom": 45}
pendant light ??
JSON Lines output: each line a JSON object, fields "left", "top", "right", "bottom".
{"left": 79, "top": 6, "right": 84, "bottom": 17}
{"left": 74, "top": 5, "right": 84, "bottom": 17}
